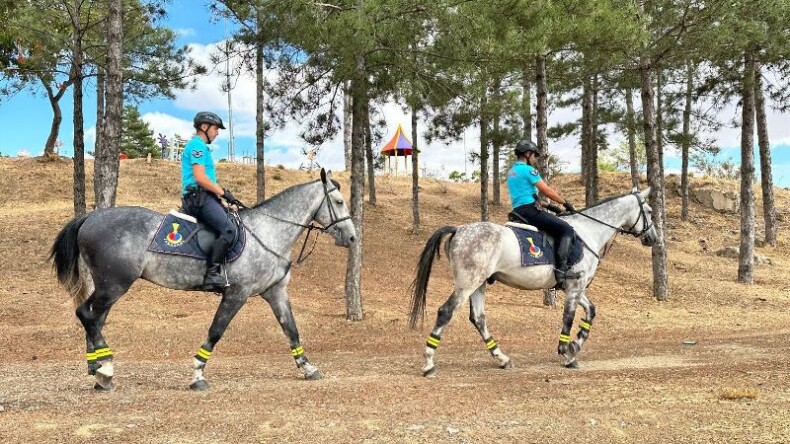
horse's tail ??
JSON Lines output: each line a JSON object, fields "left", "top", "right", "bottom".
{"left": 408, "top": 226, "right": 457, "bottom": 329}
{"left": 49, "top": 214, "right": 91, "bottom": 307}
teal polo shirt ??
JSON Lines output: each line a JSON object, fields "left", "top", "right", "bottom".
{"left": 181, "top": 136, "right": 217, "bottom": 195}
{"left": 507, "top": 161, "right": 542, "bottom": 208}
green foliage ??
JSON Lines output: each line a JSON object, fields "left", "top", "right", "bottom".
{"left": 600, "top": 140, "right": 647, "bottom": 174}
{"left": 121, "top": 105, "right": 159, "bottom": 159}
{"left": 691, "top": 149, "right": 740, "bottom": 181}
{"left": 448, "top": 171, "right": 466, "bottom": 182}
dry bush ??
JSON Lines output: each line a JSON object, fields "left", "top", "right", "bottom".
{"left": 718, "top": 387, "right": 759, "bottom": 400}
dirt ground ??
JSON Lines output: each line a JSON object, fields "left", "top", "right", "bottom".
{"left": 1, "top": 158, "right": 788, "bottom": 443}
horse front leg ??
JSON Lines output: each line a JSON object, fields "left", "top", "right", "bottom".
{"left": 557, "top": 282, "right": 584, "bottom": 368}
{"left": 261, "top": 285, "right": 321, "bottom": 381}
{"left": 572, "top": 291, "right": 596, "bottom": 354}
{"left": 468, "top": 285, "right": 512, "bottom": 369}
{"left": 190, "top": 289, "right": 249, "bottom": 391}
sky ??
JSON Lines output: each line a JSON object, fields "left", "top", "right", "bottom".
{"left": 2, "top": 3, "right": 789, "bottom": 187}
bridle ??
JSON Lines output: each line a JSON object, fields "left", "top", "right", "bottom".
{"left": 570, "top": 192, "right": 653, "bottom": 239}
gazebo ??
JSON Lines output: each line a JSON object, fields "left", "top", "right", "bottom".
{"left": 380, "top": 124, "right": 414, "bottom": 176}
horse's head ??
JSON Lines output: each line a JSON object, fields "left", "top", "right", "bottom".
{"left": 313, "top": 169, "right": 357, "bottom": 248}
{"left": 630, "top": 188, "right": 658, "bottom": 246}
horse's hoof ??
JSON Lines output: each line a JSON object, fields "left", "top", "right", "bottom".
{"left": 93, "top": 380, "right": 114, "bottom": 391}
{"left": 500, "top": 360, "right": 513, "bottom": 369}
{"left": 94, "top": 373, "right": 114, "bottom": 391}
{"left": 564, "top": 360, "right": 580, "bottom": 369}
{"left": 190, "top": 379, "right": 210, "bottom": 391}
{"left": 423, "top": 367, "right": 437, "bottom": 378}
{"left": 305, "top": 370, "right": 323, "bottom": 381}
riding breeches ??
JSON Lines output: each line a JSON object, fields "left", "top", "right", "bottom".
{"left": 511, "top": 204, "right": 574, "bottom": 240}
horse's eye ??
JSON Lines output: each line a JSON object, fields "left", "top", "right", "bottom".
{"left": 335, "top": 199, "right": 343, "bottom": 205}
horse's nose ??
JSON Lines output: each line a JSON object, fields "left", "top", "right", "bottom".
{"left": 348, "top": 235, "right": 357, "bottom": 244}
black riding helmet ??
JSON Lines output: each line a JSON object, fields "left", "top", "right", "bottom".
{"left": 514, "top": 139, "right": 540, "bottom": 157}
{"left": 193, "top": 111, "right": 226, "bottom": 130}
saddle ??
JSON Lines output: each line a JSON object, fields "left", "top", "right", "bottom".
{"left": 146, "top": 210, "right": 246, "bottom": 262}
{"left": 505, "top": 212, "right": 584, "bottom": 268}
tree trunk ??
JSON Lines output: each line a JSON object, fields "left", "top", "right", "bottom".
{"left": 41, "top": 77, "right": 64, "bottom": 160}
{"left": 639, "top": 60, "right": 668, "bottom": 301}
{"left": 93, "top": 68, "right": 105, "bottom": 204}
{"left": 581, "top": 76, "right": 592, "bottom": 195}
{"left": 411, "top": 107, "right": 420, "bottom": 234}
{"left": 479, "top": 88, "right": 490, "bottom": 222}
{"left": 256, "top": 12, "right": 266, "bottom": 203}
{"left": 754, "top": 64, "right": 776, "bottom": 246}
{"left": 655, "top": 70, "right": 666, "bottom": 228}
{"left": 625, "top": 88, "right": 639, "bottom": 188}
{"left": 681, "top": 62, "right": 693, "bottom": 221}
{"left": 343, "top": 81, "right": 353, "bottom": 171}
{"left": 72, "top": 36, "right": 86, "bottom": 216}
{"left": 738, "top": 52, "right": 756, "bottom": 283}
{"left": 535, "top": 55, "right": 549, "bottom": 176}
{"left": 492, "top": 78, "right": 501, "bottom": 206}
{"left": 364, "top": 99, "right": 376, "bottom": 205}
{"left": 344, "top": 53, "right": 366, "bottom": 322}
{"left": 95, "top": 0, "right": 123, "bottom": 209}
{"left": 522, "top": 67, "right": 532, "bottom": 140}
{"left": 588, "top": 74, "right": 599, "bottom": 204}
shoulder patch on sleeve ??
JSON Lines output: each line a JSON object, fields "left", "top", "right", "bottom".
{"left": 192, "top": 149, "right": 203, "bottom": 158}
{"left": 530, "top": 169, "right": 539, "bottom": 176}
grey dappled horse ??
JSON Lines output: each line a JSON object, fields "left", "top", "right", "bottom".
{"left": 409, "top": 188, "right": 658, "bottom": 376}
{"left": 50, "top": 169, "right": 356, "bottom": 390}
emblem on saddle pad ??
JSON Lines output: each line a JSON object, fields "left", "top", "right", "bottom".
{"left": 165, "top": 223, "right": 185, "bottom": 247}
{"left": 526, "top": 237, "right": 543, "bottom": 258}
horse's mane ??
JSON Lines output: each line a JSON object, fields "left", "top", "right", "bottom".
{"left": 243, "top": 178, "right": 341, "bottom": 211}
{"left": 580, "top": 191, "right": 637, "bottom": 211}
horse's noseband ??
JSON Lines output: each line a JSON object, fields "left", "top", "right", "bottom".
{"left": 316, "top": 185, "right": 351, "bottom": 232}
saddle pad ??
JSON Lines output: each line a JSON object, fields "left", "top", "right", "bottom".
{"left": 147, "top": 210, "right": 245, "bottom": 262}
{"left": 508, "top": 226, "right": 584, "bottom": 268}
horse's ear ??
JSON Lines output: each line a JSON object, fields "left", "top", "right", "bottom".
{"left": 320, "top": 168, "right": 327, "bottom": 184}
{"left": 640, "top": 187, "right": 651, "bottom": 199}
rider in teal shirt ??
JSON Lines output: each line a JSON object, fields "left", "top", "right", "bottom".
{"left": 180, "top": 111, "right": 241, "bottom": 293}
{"left": 181, "top": 136, "right": 217, "bottom": 195}
{"left": 506, "top": 140, "right": 579, "bottom": 289}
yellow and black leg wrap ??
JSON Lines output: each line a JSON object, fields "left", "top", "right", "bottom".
{"left": 578, "top": 320, "right": 592, "bottom": 337}
{"left": 92, "top": 347, "right": 113, "bottom": 362}
{"left": 484, "top": 336, "right": 499, "bottom": 353}
{"left": 195, "top": 347, "right": 212, "bottom": 363}
{"left": 559, "top": 334, "right": 571, "bottom": 345}
{"left": 291, "top": 345, "right": 305, "bottom": 360}
{"left": 426, "top": 333, "right": 441, "bottom": 350}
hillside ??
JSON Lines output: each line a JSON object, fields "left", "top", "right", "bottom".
{"left": 1, "top": 157, "right": 788, "bottom": 443}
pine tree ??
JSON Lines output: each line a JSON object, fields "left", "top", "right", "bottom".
{"left": 121, "top": 105, "right": 158, "bottom": 159}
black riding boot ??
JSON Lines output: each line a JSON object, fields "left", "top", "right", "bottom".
{"left": 201, "top": 238, "right": 231, "bottom": 292}
{"left": 554, "top": 235, "right": 581, "bottom": 288}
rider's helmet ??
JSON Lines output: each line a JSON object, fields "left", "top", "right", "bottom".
{"left": 514, "top": 139, "right": 540, "bottom": 157}
{"left": 193, "top": 111, "right": 226, "bottom": 129}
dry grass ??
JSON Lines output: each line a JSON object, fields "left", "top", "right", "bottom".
{"left": 1, "top": 158, "right": 790, "bottom": 443}
{"left": 719, "top": 387, "right": 760, "bottom": 401}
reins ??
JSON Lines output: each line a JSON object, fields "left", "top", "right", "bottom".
{"left": 230, "top": 182, "right": 349, "bottom": 266}
{"left": 562, "top": 192, "right": 653, "bottom": 261}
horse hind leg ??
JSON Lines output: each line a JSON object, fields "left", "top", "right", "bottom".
{"left": 422, "top": 286, "right": 475, "bottom": 378}
{"left": 75, "top": 279, "right": 133, "bottom": 390}
{"left": 468, "top": 285, "right": 512, "bottom": 369}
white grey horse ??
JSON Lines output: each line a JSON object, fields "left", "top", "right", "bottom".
{"left": 408, "top": 188, "right": 658, "bottom": 376}
{"left": 50, "top": 169, "right": 356, "bottom": 390}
